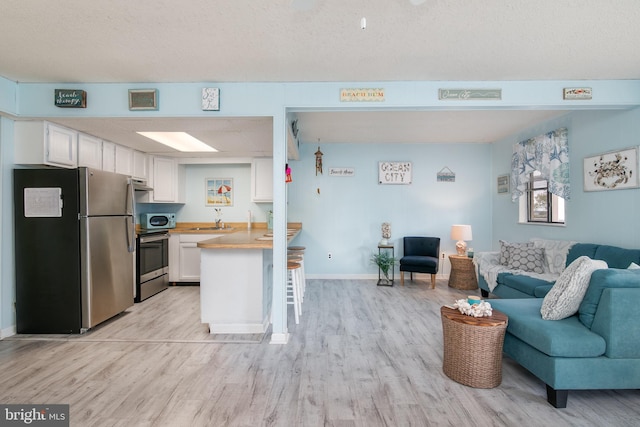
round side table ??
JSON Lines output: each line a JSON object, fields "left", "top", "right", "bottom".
{"left": 440, "top": 306, "right": 508, "bottom": 388}
{"left": 448, "top": 255, "right": 478, "bottom": 290}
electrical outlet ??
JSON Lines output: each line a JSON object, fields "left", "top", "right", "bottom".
{"left": 328, "top": 252, "right": 332, "bottom": 260}
{"left": 441, "top": 252, "right": 446, "bottom": 259}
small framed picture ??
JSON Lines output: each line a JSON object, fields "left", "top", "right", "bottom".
{"left": 128, "top": 89, "right": 158, "bottom": 111}
{"left": 497, "top": 174, "right": 510, "bottom": 194}
{"left": 206, "top": 178, "right": 233, "bottom": 206}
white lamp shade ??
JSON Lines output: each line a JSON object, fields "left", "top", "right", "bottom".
{"left": 450, "top": 224, "right": 472, "bottom": 241}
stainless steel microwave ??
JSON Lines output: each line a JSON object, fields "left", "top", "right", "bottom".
{"left": 139, "top": 213, "right": 176, "bottom": 229}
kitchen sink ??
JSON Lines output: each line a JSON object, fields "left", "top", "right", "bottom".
{"left": 186, "top": 227, "right": 232, "bottom": 231}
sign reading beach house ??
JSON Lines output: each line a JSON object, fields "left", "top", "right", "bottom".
{"left": 340, "top": 88, "right": 385, "bottom": 102}
{"left": 328, "top": 167, "right": 355, "bottom": 176}
{"left": 379, "top": 161, "right": 412, "bottom": 184}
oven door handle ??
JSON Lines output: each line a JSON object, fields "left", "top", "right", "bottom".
{"left": 139, "top": 233, "right": 169, "bottom": 243}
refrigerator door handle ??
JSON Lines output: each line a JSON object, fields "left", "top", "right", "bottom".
{"left": 127, "top": 179, "right": 136, "bottom": 253}
{"left": 127, "top": 215, "right": 135, "bottom": 253}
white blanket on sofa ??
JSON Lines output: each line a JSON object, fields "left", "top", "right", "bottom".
{"left": 473, "top": 251, "right": 559, "bottom": 292}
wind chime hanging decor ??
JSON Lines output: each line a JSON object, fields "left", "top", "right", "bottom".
{"left": 314, "top": 145, "right": 323, "bottom": 175}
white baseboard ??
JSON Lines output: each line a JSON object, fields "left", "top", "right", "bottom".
{"left": 306, "top": 273, "right": 450, "bottom": 280}
{"left": 270, "top": 333, "right": 289, "bottom": 345}
{"left": 1, "top": 325, "right": 16, "bottom": 339}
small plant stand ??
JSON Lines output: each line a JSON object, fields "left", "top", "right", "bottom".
{"left": 377, "top": 244, "right": 395, "bottom": 286}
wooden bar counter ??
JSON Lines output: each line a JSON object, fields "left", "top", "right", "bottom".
{"left": 197, "top": 225, "right": 300, "bottom": 334}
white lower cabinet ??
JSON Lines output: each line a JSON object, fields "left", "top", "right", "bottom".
{"left": 169, "top": 234, "right": 222, "bottom": 282}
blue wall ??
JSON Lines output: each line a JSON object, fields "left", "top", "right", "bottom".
{"left": 287, "top": 142, "right": 493, "bottom": 276}
{"left": 490, "top": 108, "right": 640, "bottom": 249}
{"left": 2, "top": 77, "right": 640, "bottom": 336}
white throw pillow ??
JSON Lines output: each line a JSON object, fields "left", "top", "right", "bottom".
{"left": 541, "top": 256, "right": 608, "bottom": 320}
{"left": 629, "top": 262, "right": 640, "bottom": 270}
{"left": 530, "top": 238, "right": 577, "bottom": 274}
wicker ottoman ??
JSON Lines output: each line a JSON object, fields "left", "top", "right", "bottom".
{"left": 440, "top": 306, "right": 508, "bottom": 388}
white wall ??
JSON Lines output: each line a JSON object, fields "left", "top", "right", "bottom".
{"left": 490, "top": 108, "right": 640, "bottom": 249}
{"left": 287, "top": 142, "right": 493, "bottom": 276}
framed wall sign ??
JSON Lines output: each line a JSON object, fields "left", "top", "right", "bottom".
{"left": 54, "top": 89, "right": 86, "bottom": 108}
{"left": 379, "top": 161, "right": 411, "bottom": 184}
{"left": 497, "top": 174, "right": 510, "bottom": 194}
{"left": 128, "top": 89, "right": 158, "bottom": 110}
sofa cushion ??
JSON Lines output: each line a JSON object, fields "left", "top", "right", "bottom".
{"left": 399, "top": 255, "right": 438, "bottom": 269}
{"left": 578, "top": 268, "right": 640, "bottom": 329}
{"left": 490, "top": 298, "right": 606, "bottom": 358}
{"left": 593, "top": 245, "right": 640, "bottom": 269}
{"left": 507, "top": 246, "right": 545, "bottom": 273}
{"left": 500, "top": 273, "right": 554, "bottom": 296}
{"left": 541, "top": 256, "right": 608, "bottom": 320}
{"left": 566, "top": 243, "right": 598, "bottom": 265}
{"left": 533, "top": 283, "right": 554, "bottom": 297}
{"left": 499, "top": 240, "right": 532, "bottom": 266}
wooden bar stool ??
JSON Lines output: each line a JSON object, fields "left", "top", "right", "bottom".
{"left": 288, "top": 246, "right": 306, "bottom": 297}
{"left": 287, "top": 261, "right": 302, "bottom": 324}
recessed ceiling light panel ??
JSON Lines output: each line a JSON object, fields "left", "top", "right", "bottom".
{"left": 136, "top": 132, "right": 217, "bottom": 152}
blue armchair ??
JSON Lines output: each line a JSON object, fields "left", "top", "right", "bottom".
{"left": 400, "top": 237, "right": 441, "bottom": 288}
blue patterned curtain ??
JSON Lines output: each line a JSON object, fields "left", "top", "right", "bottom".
{"left": 511, "top": 128, "right": 570, "bottom": 201}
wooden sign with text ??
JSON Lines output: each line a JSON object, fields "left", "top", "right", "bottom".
{"left": 54, "top": 89, "right": 86, "bottom": 108}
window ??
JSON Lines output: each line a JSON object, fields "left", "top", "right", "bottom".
{"left": 526, "top": 171, "right": 565, "bottom": 224}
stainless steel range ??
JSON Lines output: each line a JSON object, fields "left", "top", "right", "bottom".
{"left": 135, "top": 229, "right": 169, "bottom": 302}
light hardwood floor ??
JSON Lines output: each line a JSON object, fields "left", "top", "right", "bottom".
{"left": 1, "top": 279, "right": 639, "bottom": 426}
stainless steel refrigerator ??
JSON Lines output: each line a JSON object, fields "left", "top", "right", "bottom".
{"left": 14, "top": 167, "right": 135, "bottom": 333}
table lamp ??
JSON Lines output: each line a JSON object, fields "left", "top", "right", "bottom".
{"left": 451, "top": 224, "right": 472, "bottom": 256}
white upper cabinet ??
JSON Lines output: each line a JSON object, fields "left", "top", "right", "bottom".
{"left": 251, "top": 158, "right": 273, "bottom": 202}
{"left": 137, "top": 156, "right": 185, "bottom": 203}
{"left": 77, "top": 134, "right": 103, "bottom": 169}
{"left": 102, "top": 141, "right": 116, "bottom": 173}
{"left": 114, "top": 145, "right": 133, "bottom": 176}
{"left": 132, "top": 150, "right": 148, "bottom": 181}
{"left": 15, "top": 121, "right": 78, "bottom": 168}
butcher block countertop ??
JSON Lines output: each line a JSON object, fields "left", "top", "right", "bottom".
{"left": 196, "top": 223, "right": 301, "bottom": 249}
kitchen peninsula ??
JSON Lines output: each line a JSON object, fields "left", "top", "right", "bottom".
{"left": 197, "top": 224, "right": 301, "bottom": 334}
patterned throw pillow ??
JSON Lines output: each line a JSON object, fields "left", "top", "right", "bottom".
{"left": 499, "top": 240, "right": 533, "bottom": 266}
{"left": 541, "top": 256, "right": 608, "bottom": 320}
{"left": 506, "top": 246, "right": 545, "bottom": 273}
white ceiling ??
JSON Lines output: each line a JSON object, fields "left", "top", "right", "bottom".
{"left": 2, "top": 1, "right": 639, "bottom": 154}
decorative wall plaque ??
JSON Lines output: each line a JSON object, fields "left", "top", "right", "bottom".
{"left": 202, "top": 87, "right": 220, "bottom": 111}
{"left": 54, "top": 89, "right": 86, "bottom": 108}
{"left": 128, "top": 89, "right": 158, "bottom": 110}
{"left": 563, "top": 87, "right": 592, "bottom": 100}
{"left": 328, "top": 167, "right": 355, "bottom": 176}
{"left": 438, "top": 89, "right": 502, "bottom": 100}
{"left": 340, "top": 88, "right": 385, "bottom": 102}
{"left": 379, "top": 161, "right": 411, "bottom": 184}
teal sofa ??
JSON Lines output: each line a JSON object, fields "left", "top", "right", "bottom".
{"left": 479, "top": 243, "right": 640, "bottom": 408}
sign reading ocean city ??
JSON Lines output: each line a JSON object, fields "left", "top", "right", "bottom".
{"left": 378, "top": 161, "right": 412, "bottom": 184}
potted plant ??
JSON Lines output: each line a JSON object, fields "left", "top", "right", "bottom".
{"left": 371, "top": 251, "right": 397, "bottom": 285}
